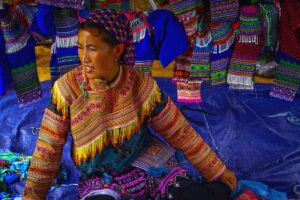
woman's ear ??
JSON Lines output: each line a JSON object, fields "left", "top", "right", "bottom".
{"left": 114, "top": 44, "right": 124, "bottom": 61}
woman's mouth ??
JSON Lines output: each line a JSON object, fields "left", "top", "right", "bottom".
{"left": 83, "top": 65, "right": 94, "bottom": 73}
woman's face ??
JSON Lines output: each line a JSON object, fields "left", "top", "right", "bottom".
{"left": 77, "top": 27, "right": 122, "bottom": 81}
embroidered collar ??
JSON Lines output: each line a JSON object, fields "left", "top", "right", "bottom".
{"left": 76, "top": 65, "right": 123, "bottom": 97}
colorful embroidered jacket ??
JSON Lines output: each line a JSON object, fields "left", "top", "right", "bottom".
{"left": 23, "top": 65, "right": 226, "bottom": 199}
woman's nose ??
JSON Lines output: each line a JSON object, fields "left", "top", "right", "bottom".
{"left": 82, "top": 49, "right": 90, "bottom": 63}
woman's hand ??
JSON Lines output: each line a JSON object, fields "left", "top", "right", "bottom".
{"left": 219, "top": 168, "right": 238, "bottom": 190}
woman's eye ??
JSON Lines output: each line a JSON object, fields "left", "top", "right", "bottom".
{"left": 89, "top": 48, "right": 97, "bottom": 51}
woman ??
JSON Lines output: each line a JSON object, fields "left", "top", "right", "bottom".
{"left": 23, "top": 9, "right": 237, "bottom": 200}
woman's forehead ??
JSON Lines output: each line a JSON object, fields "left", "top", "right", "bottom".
{"left": 78, "top": 29, "right": 102, "bottom": 42}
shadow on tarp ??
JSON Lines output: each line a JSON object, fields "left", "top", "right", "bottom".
{"left": 0, "top": 78, "right": 300, "bottom": 199}
{"left": 156, "top": 78, "right": 300, "bottom": 198}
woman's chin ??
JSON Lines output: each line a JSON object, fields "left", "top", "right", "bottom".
{"left": 85, "top": 74, "right": 97, "bottom": 80}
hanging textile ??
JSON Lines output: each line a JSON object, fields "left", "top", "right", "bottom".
{"left": 90, "top": 0, "right": 123, "bottom": 10}
{"left": 270, "top": 52, "right": 300, "bottom": 101}
{"left": 189, "top": 13, "right": 212, "bottom": 84}
{"left": 35, "top": 0, "right": 86, "bottom": 9}
{"left": 170, "top": 0, "right": 204, "bottom": 103}
{"left": 172, "top": 9, "right": 201, "bottom": 103}
{"left": 0, "top": 5, "right": 42, "bottom": 107}
{"left": 127, "top": 9, "right": 188, "bottom": 74}
{"left": 210, "top": 22, "right": 235, "bottom": 85}
{"left": 227, "top": 4, "right": 264, "bottom": 90}
{"left": 126, "top": 11, "right": 154, "bottom": 74}
{"left": 0, "top": 24, "right": 11, "bottom": 95}
{"left": 270, "top": 0, "right": 300, "bottom": 101}
{"left": 259, "top": 2, "right": 278, "bottom": 52}
{"left": 51, "top": 7, "right": 81, "bottom": 84}
{"left": 209, "top": 0, "right": 239, "bottom": 24}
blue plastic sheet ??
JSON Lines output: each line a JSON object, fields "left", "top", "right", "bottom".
{"left": 0, "top": 79, "right": 300, "bottom": 199}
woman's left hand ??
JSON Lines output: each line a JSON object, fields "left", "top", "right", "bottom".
{"left": 219, "top": 168, "right": 237, "bottom": 190}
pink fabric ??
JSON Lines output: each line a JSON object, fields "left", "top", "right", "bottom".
{"left": 240, "top": 5, "right": 260, "bottom": 15}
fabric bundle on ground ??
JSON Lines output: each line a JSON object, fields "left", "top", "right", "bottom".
{"left": 270, "top": 0, "right": 300, "bottom": 101}
{"left": 0, "top": 5, "right": 41, "bottom": 107}
{"left": 227, "top": 5, "right": 263, "bottom": 90}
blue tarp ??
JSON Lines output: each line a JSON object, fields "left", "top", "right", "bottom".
{"left": 0, "top": 78, "right": 299, "bottom": 199}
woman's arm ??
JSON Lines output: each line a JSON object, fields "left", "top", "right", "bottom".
{"left": 148, "top": 86, "right": 237, "bottom": 188}
{"left": 23, "top": 92, "right": 70, "bottom": 199}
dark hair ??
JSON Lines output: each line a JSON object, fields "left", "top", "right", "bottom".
{"left": 79, "top": 21, "right": 119, "bottom": 46}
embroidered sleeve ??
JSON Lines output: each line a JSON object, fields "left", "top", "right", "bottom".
{"left": 23, "top": 97, "right": 70, "bottom": 199}
{"left": 148, "top": 95, "right": 226, "bottom": 182}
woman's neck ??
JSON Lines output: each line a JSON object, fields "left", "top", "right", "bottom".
{"left": 89, "top": 65, "right": 122, "bottom": 90}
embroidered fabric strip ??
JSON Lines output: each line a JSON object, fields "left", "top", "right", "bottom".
{"left": 172, "top": 9, "right": 200, "bottom": 103}
{"left": 270, "top": 0, "right": 300, "bottom": 101}
{"left": 10, "top": 60, "right": 42, "bottom": 106}
{"left": 210, "top": 0, "right": 239, "bottom": 24}
{"left": 35, "top": 0, "right": 86, "bottom": 9}
{"left": 177, "top": 82, "right": 202, "bottom": 103}
{"left": 227, "top": 36, "right": 264, "bottom": 90}
{"left": 270, "top": 56, "right": 300, "bottom": 101}
{"left": 239, "top": 5, "right": 262, "bottom": 45}
{"left": 50, "top": 8, "right": 80, "bottom": 83}
{"left": 0, "top": 28, "right": 11, "bottom": 95}
{"left": 50, "top": 43, "right": 60, "bottom": 84}
{"left": 90, "top": 0, "right": 123, "bottom": 10}
{"left": 211, "top": 22, "right": 235, "bottom": 54}
{"left": 1, "top": 7, "right": 42, "bottom": 106}
{"left": 210, "top": 52, "right": 231, "bottom": 85}
{"left": 170, "top": 0, "right": 203, "bottom": 15}
{"left": 189, "top": 50, "right": 211, "bottom": 83}
{"left": 0, "top": 8, "right": 30, "bottom": 54}
{"left": 277, "top": 0, "right": 300, "bottom": 61}
{"left": 227, "top": 5, "right": 264, "bottom": 90}
{"left": 190, "top": 15, "right": 212, "bottom": 83}
{"left": 127, "top": 12, "right": 150, "bottom": 43}
{"left": 259, "top": 3, "right": 278, "bottom": 51}
{"left": 134, "top": 60, "right": 153, "bottom": 74}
